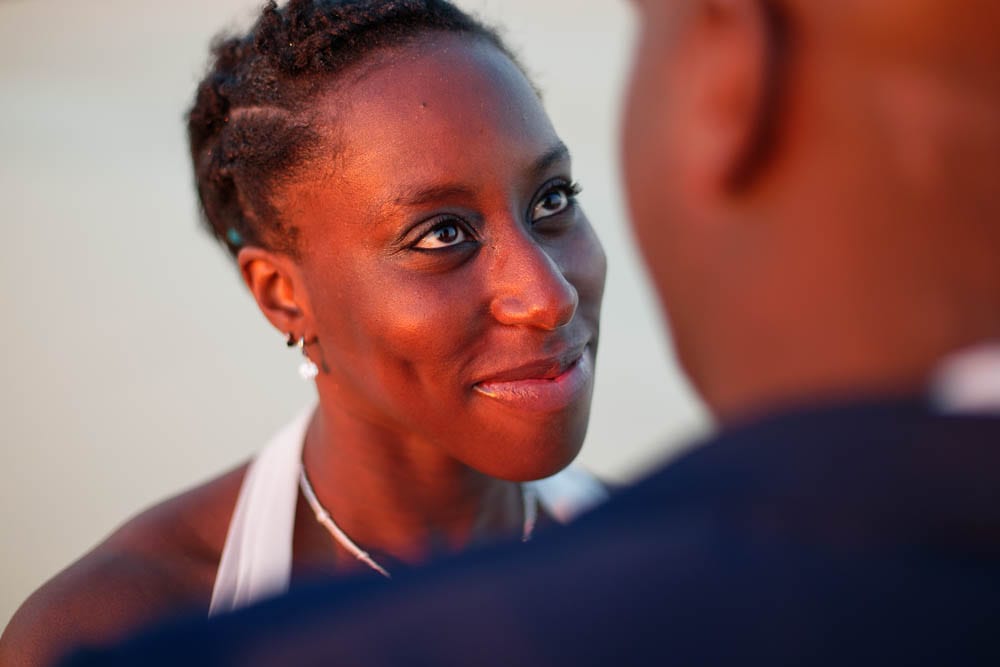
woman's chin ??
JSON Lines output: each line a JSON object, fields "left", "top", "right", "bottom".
{"left": 462, "top": 429, "right": 589, "bottom": 482}
{"left": 457, "top": 377, "right": 595, "bottom": 481}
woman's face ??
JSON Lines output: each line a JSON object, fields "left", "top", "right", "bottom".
{"left": 278, "top": 33, "right": 606, "bottom": 481}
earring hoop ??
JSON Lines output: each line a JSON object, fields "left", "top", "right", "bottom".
{"left": 286, "top": 332, "right": 319, "bottom": 380}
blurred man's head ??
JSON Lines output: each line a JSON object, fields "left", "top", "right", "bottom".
{"left": 623, "top": 0, "right": 1000, "bottom": 422}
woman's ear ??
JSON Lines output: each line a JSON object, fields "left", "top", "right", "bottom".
{"left": 671, "top": 0, "right": 786, "bottom": 197}
{"left": 237, "top": 246, "right": 311, "bottom": 338}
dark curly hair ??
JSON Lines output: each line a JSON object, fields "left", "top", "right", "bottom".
{"left": 187, "top": 0, "right": 519, "bottom": 259}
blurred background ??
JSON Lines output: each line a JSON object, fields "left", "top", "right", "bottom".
{"left": 0, "top": 0, "right": 706, "bottom": 627}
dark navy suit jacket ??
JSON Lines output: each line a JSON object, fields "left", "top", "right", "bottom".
{"left": 65, "top": 398, "right": 1000, "bottom": 666}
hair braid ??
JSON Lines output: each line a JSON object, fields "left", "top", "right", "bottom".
{"left": 187, "top": 0, "right": 518, "bottom": 259}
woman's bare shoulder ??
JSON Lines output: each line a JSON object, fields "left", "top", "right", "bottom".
{"left": 0, "top": 462, "right": 250, "bottom": 667}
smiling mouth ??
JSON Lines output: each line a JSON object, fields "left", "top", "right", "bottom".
{"left": 473, "top": 346, "right": 593, "bottom": 413}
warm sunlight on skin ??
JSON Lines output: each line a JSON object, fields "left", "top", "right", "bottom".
{"left": 270, "top": 34, "right": 607, "bottom": 484}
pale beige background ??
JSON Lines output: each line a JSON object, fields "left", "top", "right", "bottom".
{"left": 0, "top": 0, "right": 707, "bottom": 628}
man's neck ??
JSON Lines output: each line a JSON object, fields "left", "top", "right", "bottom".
{"left": 695, "top": 297, "right": 1000, "bottom": 428}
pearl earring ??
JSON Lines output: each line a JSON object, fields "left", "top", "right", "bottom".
{"left": 286, "top": 333, "right": 319, "bottom": 380}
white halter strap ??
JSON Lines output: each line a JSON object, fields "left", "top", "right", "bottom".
{"left": 208, "top": 407, "right": 311, "bottom": 616}
{"left": 209, "top": 406, "right": 609, "bottom": 615}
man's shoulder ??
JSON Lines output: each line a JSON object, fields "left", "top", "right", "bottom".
{"left": 599, "top": 398, "right": 1000, "bottom": 543}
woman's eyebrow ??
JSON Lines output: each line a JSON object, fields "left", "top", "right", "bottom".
{"left": 393, "top": 184, "right": 477, "bottom": 208}
{"left": 389, "top": 141, "right": 572, "bottom": 209}
{"left": 533, "top": 141, "right": 571, "bottom": 177}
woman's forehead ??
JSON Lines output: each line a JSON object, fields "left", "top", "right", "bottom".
{"left": 307, "top": 33, "right": 559, "bottom": 178}
{"left": 274, "top": 33, "right": 567, "bottom": 227}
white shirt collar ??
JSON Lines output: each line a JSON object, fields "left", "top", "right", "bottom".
{"left": 929, "top": 342, "right": 1000, "bottom": 415}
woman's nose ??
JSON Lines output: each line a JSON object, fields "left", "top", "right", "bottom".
{"left": 489, "top": 239, "right": 579, "bottom": 331}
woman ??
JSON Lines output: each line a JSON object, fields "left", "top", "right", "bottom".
{"left": 0, "top": 0, "right": 606, "bottom": 663}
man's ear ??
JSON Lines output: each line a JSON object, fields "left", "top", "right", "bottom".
{"left": 673, "top": 0, "right": 785, "bottom": 196}
{"left": 237, "top": 246, "right": 311, "bottom": 339}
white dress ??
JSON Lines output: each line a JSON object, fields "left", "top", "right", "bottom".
{"left": 208, "top": 407, "right": 610, "bottom": 615}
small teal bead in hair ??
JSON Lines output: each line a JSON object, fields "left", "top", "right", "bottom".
{"left": 226, "top": 227, "right": 244, "bottom": 247}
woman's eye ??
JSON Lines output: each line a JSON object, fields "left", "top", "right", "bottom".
{"left": 532, "top": 184, "right": 578, "bottom": 223}
{"left": 414, "top": 222, "right": 469, "bottom": 250}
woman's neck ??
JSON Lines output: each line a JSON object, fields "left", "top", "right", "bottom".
{"left": 299, "top": 401, "right": 527, "bottom": 570}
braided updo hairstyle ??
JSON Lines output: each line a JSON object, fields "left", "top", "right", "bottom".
{"left": 187, "top": 0, "right": 517, "bottom": 259}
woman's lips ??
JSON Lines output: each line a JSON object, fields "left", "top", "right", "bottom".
{"left": 473, "top": 348, "right": 592, "bottom": 413}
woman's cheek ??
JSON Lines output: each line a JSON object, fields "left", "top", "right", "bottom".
{"left": 364, "top": 271, "right": 480, "bottom": 363}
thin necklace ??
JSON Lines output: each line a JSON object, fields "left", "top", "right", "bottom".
{"left": 298, "top": 469, "right": 538, "bottom": 580}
